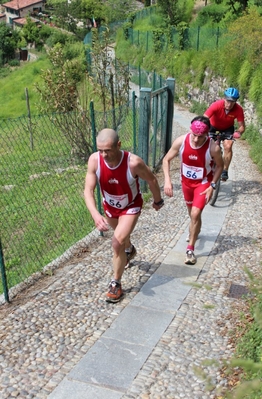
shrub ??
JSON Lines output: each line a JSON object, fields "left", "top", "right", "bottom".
{"left": 8, "top": 59, "right": 20, "bottom": 67}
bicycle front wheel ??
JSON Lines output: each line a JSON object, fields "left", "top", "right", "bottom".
{"left": 209, "top": 179, "right": 221, "bottom": 206}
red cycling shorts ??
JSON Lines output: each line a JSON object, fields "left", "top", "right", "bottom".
{"left": 182, "top": 181, "right": 210, "bottom": 210}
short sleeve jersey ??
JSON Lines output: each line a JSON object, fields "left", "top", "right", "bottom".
{"left": 179, "top": 133, "right": 214, "bottom": 187}
{"left": 205, "top": 99, "right": 244, "bottom": 130}
{"left": 96, "top": 150, "right": 142, "bottom": 211}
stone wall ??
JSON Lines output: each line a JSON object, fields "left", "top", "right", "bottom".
{"left": 176, "top": 71, "right": 259, "bottom": 128}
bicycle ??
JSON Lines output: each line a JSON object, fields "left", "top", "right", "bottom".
{"left": 208, "top": 131, "right": 234, "bottom": 206}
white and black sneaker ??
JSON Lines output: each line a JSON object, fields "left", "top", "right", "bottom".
{"left": 184, "top": 250, "right": 196, "bottom": 265}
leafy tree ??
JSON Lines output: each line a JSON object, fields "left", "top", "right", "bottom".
{"left": 224, "top": 8, "right": 262, "bottom": 67}
{"left": 45, "top": 30, "right": 74, "bottom": 48}
{"left": 80, "top": 0, "right": 105, "bottom": 22}
{"left": 38, "top": 24, "right": 53, "bottom": 42}
{"left": 35, "top": 43, "right": 85, "bottom": 112}
{"left": 46, "top": 0, "right": 144, "bottom": 28}
{"left": 157, "top": 0, "right": 193, "bottom": 26}
{"left": 0, "top": 22, "right": 19, "bottom": 66}
{"left": 35, "top": 25, "right": 130, "bottom": 161}
{"left": 157, "top": 0, "right": 183, "bottom": 25}
{"left": 103, "top": 0, "right": 140, "bottom": 23}
{"left": 35, "top": 42, "right": 92, "bottom": 162}
{"left": 21, "top": 15, "right": 40, "bottom": 45}
{"left": 213, "top": 0, "right": 262, "bottom": 14}
{"left": 89, "top": 27, "right": 130, "bottom": 122}
{"left": 196, "top": 4, "right": 228, "bottom": 25}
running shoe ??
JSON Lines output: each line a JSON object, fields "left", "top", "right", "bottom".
{"left": 221, "top": 170, "right": 228, "bottom": 181}
{"left": 125, "top": 245, "right": 137, "bottom": 268}
{"left": 106, "top": 280, "right": 123, "bottom": 303}
{"left": 184, "top": 250, "right": 196, "bottom": 265}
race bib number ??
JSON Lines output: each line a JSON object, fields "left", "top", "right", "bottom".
{"left": 104, "top": 191, "right": 128, "bottom": 209}
{"left": 182, "top": 163, "right": 204, "bottom": 180}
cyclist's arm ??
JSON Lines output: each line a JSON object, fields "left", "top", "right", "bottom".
{"left": 210, "top": 141, "right": 224, "bottom": 183}
{"left": 236, "top": 120, "right": 245, "bottom": 135}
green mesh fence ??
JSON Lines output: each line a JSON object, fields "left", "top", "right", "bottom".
{"left": 0, "top": 113, "right": 93, "bottom": 296}
{"left": 126, "top": 25, "right": 227, "bottom": 52}
{"left": 0, "top": 84, "right": 172, "bottom": 299}
{"left": 150, "top": 88, "right": 168, "bottom": 169}
{"left": 128, "top": 64, "right": 164, "bottom": 90}
{"left": 83, "top": 21, "right": 125, "bottom": 46}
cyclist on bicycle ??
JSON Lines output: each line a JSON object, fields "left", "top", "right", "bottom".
{"left": 204, "top": 87, "right": 245, "bottom": 181}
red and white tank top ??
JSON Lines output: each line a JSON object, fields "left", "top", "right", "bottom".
{"left": 96, "top": 150, "right": 141, "bottom": 209}
{"left": 179, "top": 133, "right": 213, "bottom": 186}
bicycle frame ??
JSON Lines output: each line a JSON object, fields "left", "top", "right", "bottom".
{"left": 208, "top": 131, "right": 234, "bottom": 206}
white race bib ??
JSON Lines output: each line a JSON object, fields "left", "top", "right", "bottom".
{"left": 104, "top": 191, "right": 129, "bottom": 209}
{"left": 182, "top": 163, "right": 204, "bottom": 180}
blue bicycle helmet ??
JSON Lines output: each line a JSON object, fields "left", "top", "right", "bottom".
{"left": 224, "top": 87, "right": 240, "bottom": 101}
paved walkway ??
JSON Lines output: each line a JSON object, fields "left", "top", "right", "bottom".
{"left": 48, "top": 183, "right": 232, "bottom": 399}
{"left": 0, "top": 105, "right": 261, "bottom": 399}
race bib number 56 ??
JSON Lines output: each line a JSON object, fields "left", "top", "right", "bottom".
{"left": 182, "top": 163, "right": 204, "bottom": 180}
{"left": 104, "top": 191, "right": 128, "bottom": 209}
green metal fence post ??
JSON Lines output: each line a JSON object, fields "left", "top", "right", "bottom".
{"left": 153, "top": 70, "right": 156, "bottom": 91}
{"left": 86, "top": 48, "right": 92, "bottom": 75}
{"left": 90, "top": 101, "right": 97, "bottom": 152}
{"left": 165, "top": 78, "right": 175, "bottom": 153}
{"left": 197, "top": 26, "right": 200, "bottom": 51}
{"left": 132, "top": 91, "right": 137, "bottom": 154}
{"left": 138, "top": 87, "right": 152, "bottom": 192}
{"left": 0, "top": 238, "right": 10, "bottom": 303}
{"left": 216, "top": 26, "right": 220, "bottom": 48}
{"left": 152, "top": 94, "right": 158, "bottom": 168}
{"left": 90, "top": 101, "right": 103, "bottom": 236}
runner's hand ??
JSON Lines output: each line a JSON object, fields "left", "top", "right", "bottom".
{"left": 164, "top": 183, "right": 173, "bottom": 197}
{"left": 233, "top": 131, "right": 241, "bottom": 139}
{"left": 153, "top": 198, "right": 164, "bottom": 211}
{"left": 94, "top": 215, "right": 109, "bottom": 232}
{"left": 200, "top": 186, "right": 213, "bottom": 204}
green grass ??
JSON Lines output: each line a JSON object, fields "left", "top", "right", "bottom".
{"left": 0, "top": 111, "right": 95, "bottom": 293}
{"left": 0, "top": 56, "right": 51, "bottom": 118}
{"left": 242, "top": 124, "right": 262, "bottom": 174}
{"left": 1, "top": 171, "right": 93, "bottom": 288}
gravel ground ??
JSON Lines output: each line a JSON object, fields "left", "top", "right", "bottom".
{"left": 0, "top": 105, "right": 261, "bottom": 399}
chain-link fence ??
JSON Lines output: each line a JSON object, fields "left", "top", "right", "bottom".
{"left": 125, "top": 25, "right": 228, "bottom": 52}
{"left": 83, "top": 6, "right": 156, "bottom": 46}
{"left": 0, "top": 113, "right": 91, "bottom": 299}
{"left": 1, "top": 2, "right": 174, "bottom": 301}
{"left": 128, "top": 64, "right": 165, "bottom": 91}
{"left": 0, "top": 74, "right": 174, "bottom": 302}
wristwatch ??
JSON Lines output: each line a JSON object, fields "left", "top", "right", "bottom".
{"left": 210, "top": 182, "right": 216, "bottom": 190}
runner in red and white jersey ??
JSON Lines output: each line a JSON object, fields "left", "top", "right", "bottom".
{"left": 163, "top": 116, "right": 224, "bottom": 265}
{"left": 84, "top": 128, "right": 164, "bottom": 303}
{"left": 97, "top": 150, "right": 143, "bottom": 218}
{"left": 179, "top": 131, "right": 214, "bottom": 188}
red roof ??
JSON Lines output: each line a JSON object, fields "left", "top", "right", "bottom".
{"left": 13, "top": 16, "right": 39, "bottom": 25}
{"left": 3, "top": 0, "right": 43, "bottom": 10}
